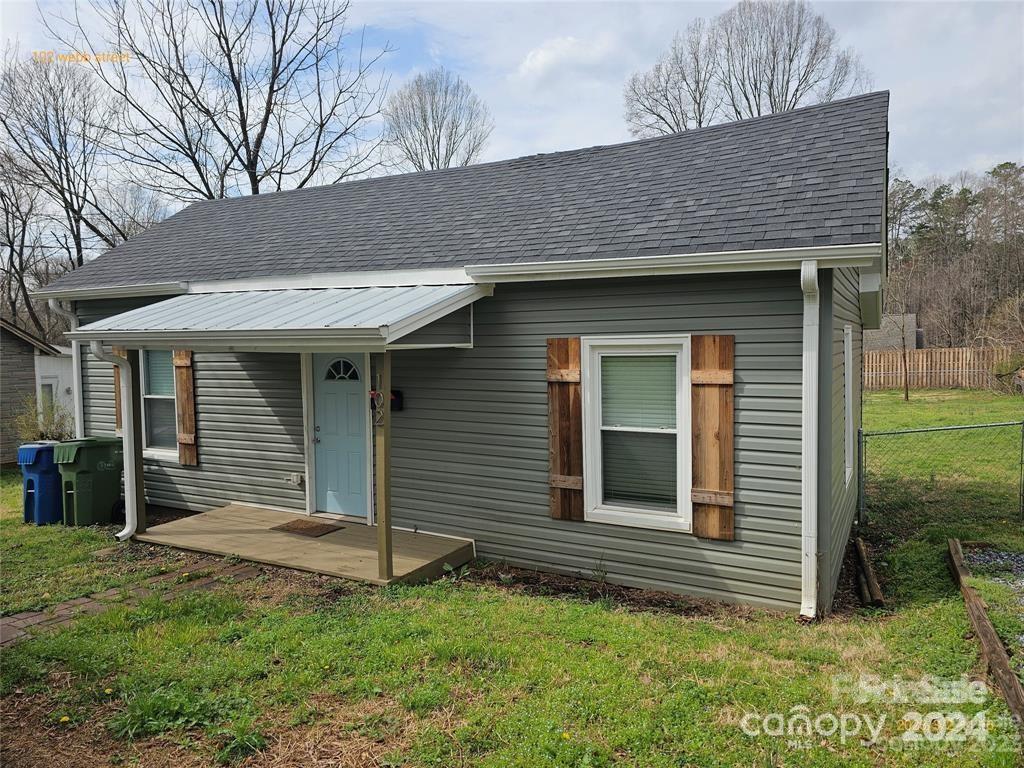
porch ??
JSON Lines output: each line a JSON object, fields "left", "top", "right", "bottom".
{"left": 67, "top": 282, "right": 493, "bottom": 584}
{"left": 135, "top": 504, "right": 475, "bottom": 585}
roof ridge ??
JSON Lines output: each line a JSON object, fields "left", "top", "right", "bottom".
{"left": 192, "top": 90, "right": 890, "bottom": 207}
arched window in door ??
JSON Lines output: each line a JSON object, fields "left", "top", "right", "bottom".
{"left": 325, "top": 358, "right": 359, "bottom": 381}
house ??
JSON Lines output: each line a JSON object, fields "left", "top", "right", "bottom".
{"left": 34, "top": 345, "right": 77, "bottom": 421}
{"left": 864, "top": 313, "right": 924, "bottom": 352}
{"left": 0, "top": 318, "right": 62, "bottom": 464}
{"left": 35, "top": 92, "right": 889, "bottom": 616}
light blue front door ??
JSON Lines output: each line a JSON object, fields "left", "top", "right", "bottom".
{"left": 314, "top": 354, "right": 367, "bottom": 516}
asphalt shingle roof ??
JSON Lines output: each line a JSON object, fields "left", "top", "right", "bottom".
{"left": 49, "top": 91, "right": 888, "bottom": 293}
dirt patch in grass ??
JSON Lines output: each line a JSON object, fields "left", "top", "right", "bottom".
{"left": 464, "top": 561, "right": 760, "bottom": 618}
{"left": 228, "top": 564, "right": 365, "bottom": 610}
{"left": 248, "top": 696, "right": 427, "bottom": 768}
{"left": 0, "top": 693, "right": 207, "bottom": 768}
{"left": 0, "top": 690, "right": 434, "bottom": 768}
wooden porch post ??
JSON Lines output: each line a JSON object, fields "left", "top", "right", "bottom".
{"left": 374, "top": 351, "right": 393, "bottom": 581}
{"left": 127, "top": 350, "right": 147, "bottom": 533}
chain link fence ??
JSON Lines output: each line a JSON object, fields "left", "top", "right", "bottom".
{"left": 859, "top": 421, "right": 1024, "bottom": 531}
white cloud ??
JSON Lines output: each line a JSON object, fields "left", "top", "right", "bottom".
{"left": 515, "top": 34, "right": 616, "bottom": 83}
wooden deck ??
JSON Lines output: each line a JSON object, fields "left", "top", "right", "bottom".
{"left": 134, "top": 504, "right": 474, "bottom": 585}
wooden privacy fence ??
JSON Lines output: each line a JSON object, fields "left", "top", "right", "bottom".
{"left": 863, "top": 347, "right": 1012, "bottom": 390}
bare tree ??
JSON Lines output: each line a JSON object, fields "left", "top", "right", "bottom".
{"left": 48, "top": 0, "right": 390, "bottom": 199}
{"left": 716, "top": 0, "right": 868, "bottom": 119}
{"left": 624, "top": 19, "right": 719, "bottom": 137}
{"left": 883, "top": 260, "right": 918, "bottom": 401}
{"left": 0, "top": 151, "right": 71, "bottom": 337}
{"left": 94, "top": 184, "right": 169, "bottom": 246}
{"left": 383, "top": 67, "right": 493, "bottom": 171}
{"left": 624, "top": 0, "right": 870, "bottom": 136}
{"left": 0, "top": 153, "right": 43, "bottom": 332}
{"left": 0, "top": 51, "right": 123, "bottom": 267}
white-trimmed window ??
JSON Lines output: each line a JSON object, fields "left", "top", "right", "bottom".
{"left": 844, "top": 324, "right": 854, "bottom": 485}
{"left": 141, "top": 349, "right": 177, "bottom": 453}
{"left": 581, "top": 336, "right": 692, "bottom": 532}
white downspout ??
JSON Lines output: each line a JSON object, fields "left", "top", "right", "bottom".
{"left": 799, "top": 261, "right": 820, "bottom": 618}
{"left": 89, "top": 341, "right": 138, "bottom": 541}
{"left": 48, "top": 299, "right": 85, "bottom": 438}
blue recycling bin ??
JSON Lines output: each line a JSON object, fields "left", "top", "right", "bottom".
{"left": 17, "top": 442, "right": 63, "bottom": 525}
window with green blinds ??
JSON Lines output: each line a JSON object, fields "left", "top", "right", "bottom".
{"left": 599, "top": 354, "right": 677, "bottom": 510}
{"left": 143, "top": 350, "right": 177, "bottom": 450}
{"left": 144, "top": 350, "right": 175, "bottom": 396}
{"left": 600, "top": 355, "right": 676, "bottom": 428}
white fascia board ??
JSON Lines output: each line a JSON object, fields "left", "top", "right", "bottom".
{"left": 465, "top": 244, "right": 882, "bottom": 283}
{"left": 34, "top": 245, "right": 881, "bottom": 300}
{"left": 799, "top": 260, "right": 820, "bottom": 619}
{"left": 187, "top": 268, "right": 473, "bottom": 293}
{"left": 31, "top": 268, "right": 473, "bottom": 301}
{"left": 859, "top": 269, "right": 883, "bottom": 330}
{"left": 69, "top": 327, "right": 386, "bottom": 348}
{"left": 381, "top": 284, "right": 494, "bottom": 342}
{"left": 32, "top": 282, "right": 188, "bottom": 301}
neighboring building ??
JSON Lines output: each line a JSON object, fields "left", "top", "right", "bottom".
{"left": 37, "top": 92, "right": 890, "bottom": 616}
{"left": 35, "top": 345, "right": 76, "bottom": 421}
{"left": 0, "top": 319, "right": 61, "bottom": 464}
{"left": 864, "top": 313, "right": 923, "bottom": 352}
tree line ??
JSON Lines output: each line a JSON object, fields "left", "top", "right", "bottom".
{"left": 887, "top": 162, "right": 1023, "bottom": 352}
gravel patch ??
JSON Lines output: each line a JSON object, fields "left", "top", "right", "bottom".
{"left": 964, "top": 546, "right": 1024, "bottom": 581}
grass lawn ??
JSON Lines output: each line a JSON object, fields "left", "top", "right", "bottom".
{"left": 862, "top": 389, "right": 1024, "bottom": 431}
{"left": 859, "top": 390, "right": 1023, "bottom": 607}
{"left": 0, "top": 468, "right": 182, "bottom": 615}
{"left": 1, "top": 389, "right": 1022, "bottom": 766}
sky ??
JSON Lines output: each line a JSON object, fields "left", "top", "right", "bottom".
{"left": 2, "top": 0, "right": 1022, "bottom": 181}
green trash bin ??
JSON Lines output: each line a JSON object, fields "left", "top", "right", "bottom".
{"left": 55, "top": 437, "right": 124, "bottom": 526}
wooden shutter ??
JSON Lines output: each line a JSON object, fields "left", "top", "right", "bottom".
{"left": 111, "top": 346, "right": 127, "bottom": 434}
{"left": 172, "top": 350, "right": 198, "bottom": 466}
{"left": 691, "top": 335, "right": 735, "bottom": 541}
{"left": 547, "top": 337, "right": 584, "bottom": 521}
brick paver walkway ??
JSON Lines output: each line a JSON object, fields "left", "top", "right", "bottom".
{"left": 0, "top": 558, "right": 262, "bottom": 648}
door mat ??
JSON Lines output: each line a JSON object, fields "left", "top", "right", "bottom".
{"left": 271, "top": 519, "right": 344, "bottom": 538}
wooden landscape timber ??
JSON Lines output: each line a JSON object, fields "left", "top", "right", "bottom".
{"left": 854, "top": 536, "right": 885, "bottom": 607}
{"left": 947, "top": 538, "right": 1024, "bottom": 734}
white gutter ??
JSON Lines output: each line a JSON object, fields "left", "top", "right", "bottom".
{"left": 799, "top": 261, "right": 820, "bottom": 618}
{"left": 32, "top": 244, "right": 883, "bottom": 300}
{"left": 465, "top": 244, "right": 882, "bottom": 283}
{"left": 189, "top": 267, "right": 473, "bottom": 293}
{"left": 48, "top": 299, "right": 85, "bottom": 438}
{"left": 32, "top": 281, "right": 188, "bottom": 301}
{"left": 88, "top": 341, "right": 138, "bottom": 542}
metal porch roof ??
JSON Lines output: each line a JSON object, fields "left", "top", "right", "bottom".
{"left": 70, "top": 284, "right": 491, "bottom": 349}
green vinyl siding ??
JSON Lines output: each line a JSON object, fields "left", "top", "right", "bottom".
{"left": 819, "top": 267, "right": 863, "bottom": 610}
{"left": 389, "top": 273, "right": 806, "bottom": 611}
